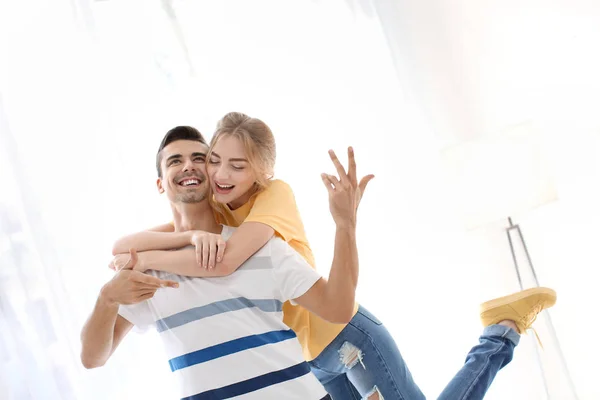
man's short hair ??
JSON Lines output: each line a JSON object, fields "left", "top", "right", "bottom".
{"left": 156, "top": 126, "right": 208, "bottom": 177}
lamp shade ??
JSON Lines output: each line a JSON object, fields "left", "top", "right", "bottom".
{"left": 440, "top": 121, "right": 558, "bottom": 230}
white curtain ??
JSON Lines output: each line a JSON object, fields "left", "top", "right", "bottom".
{"left": 1, "top": 0, "right": 597, "bottom": 399}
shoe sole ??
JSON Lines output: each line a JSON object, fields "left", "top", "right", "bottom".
{"left": 480, "top": 287, "right": 557, "bottom": 313}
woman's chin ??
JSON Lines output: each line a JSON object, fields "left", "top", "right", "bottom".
{"left": 213, "top": 193, "right": 228, "bottom": 204}
{"left": 214, "top": 191, "right": 235, "bottom": 205}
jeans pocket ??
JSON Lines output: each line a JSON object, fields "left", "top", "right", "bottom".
{"left": 357, "top": 306, "right": 382, "bottom": 326}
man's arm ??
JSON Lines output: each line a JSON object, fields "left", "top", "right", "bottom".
{"left": 80, "top": 293, "right": 133, "bottom": 369}
{"left": 81, "top": 251, "right": 178, "bottom": 368}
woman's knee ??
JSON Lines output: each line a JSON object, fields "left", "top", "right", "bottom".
{"left": 365, "top": 385, "right": 383, "bottom": 399}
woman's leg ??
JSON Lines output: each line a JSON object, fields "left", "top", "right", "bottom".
{"left": 437, "top": 287, "right": 555, "bottom": 399}
{"left": 324, "top": 375, "right": 362, "bottom": 400}
{"left": 309, "top": 361, "right": 362, "bottom": 399}
{"left": 436, "top": 325, "right": 519, "bottom": 400}
{"left": 310, "top": 306, "right": 426, "bottom": 400}
{"left": 310, "top": 287, "right": 554, "bottom": 400}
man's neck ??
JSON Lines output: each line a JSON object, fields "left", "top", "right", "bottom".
{"left": 170, "top": 201, "right": 221, "bottom": 233}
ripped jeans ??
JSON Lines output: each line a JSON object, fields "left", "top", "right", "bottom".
{"left": 309, "top": 306, "right": 519, "bottom": 400}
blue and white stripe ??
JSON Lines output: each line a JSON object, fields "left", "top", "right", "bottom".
{"left": 120, "top": 226, "right": 327, "bottom": 399}
{"left": 156, "top": 297, "right": 283, "bottom": 333}
{"left": 182, "top": 362, "right": 312, "bottom": 400}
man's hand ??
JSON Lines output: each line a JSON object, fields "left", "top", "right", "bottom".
{"left": 190, "top": 231, "right": 227, "bottom": 269}
{"left": 321, "top": 147, "right": 374, "bottom": 228}
{"left": 102, "top": 249, "right": 179, "bottom": 306}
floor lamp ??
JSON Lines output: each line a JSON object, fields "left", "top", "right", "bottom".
{"left": 441, "top": 121, "right": 578, "bottom": 399}
{"left": 505, "top": 216, "right": 579, "bottom": 399}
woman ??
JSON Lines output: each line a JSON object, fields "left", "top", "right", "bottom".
{"left": 112, "top": 112, "right": 421, "bottom": 399}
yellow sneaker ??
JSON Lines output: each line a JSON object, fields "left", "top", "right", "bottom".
{"left": 479, "top": 287, "right": 557, "bottom": 334}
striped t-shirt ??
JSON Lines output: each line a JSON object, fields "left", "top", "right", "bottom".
{"left": 118, "top": 225, "right": 327, "bottom": 400}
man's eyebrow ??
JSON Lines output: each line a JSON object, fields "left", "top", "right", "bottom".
{"left": 166, "top": 154, "right": 182, "bottom": 163}
{"left": 192, "top": 152, "right": 206, "bottom": 158}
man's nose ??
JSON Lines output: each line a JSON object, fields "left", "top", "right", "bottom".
{"left": 182, "top": 158, "right": 196, "bottom": 172}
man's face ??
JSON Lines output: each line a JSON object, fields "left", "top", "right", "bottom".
{"left": 157, "top": 140, "right": 209, "bottom": 204}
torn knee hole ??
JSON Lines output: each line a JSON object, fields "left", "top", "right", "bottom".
{"left": 338, "top": 341, "right": 365, "bottom": 370}
{"left": 365, "top": 385, "right": 383, "bottom": 400}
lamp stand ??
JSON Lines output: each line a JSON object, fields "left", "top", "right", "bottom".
{"left": 506, "top": 217, "right": 578, "bottom": 399}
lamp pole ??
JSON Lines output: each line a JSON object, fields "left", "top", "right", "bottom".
{"left": 506, "top": 217, "right": 578, "bottom": 399}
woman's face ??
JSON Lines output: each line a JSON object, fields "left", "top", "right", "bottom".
{"left": 207, "top": 135, "right": 258, "bottom": 210}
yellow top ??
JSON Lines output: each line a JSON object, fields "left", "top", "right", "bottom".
{"left": 214, "top": 179, "right": 359, "bottom": 360}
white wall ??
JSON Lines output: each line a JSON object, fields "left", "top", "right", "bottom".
{"left": 373, "top": 0, "right": 600, "bottom": 142}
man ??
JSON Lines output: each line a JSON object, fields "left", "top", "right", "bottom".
{"left": 80, "top": 127, "right": 367, "bottom": 399}
{"left": 82, "top": 126, "right": 557, "bottom": 400}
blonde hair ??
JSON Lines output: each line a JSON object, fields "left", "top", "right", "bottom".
{"left": 208, "top": 112, "right": 276, "bottom": 191}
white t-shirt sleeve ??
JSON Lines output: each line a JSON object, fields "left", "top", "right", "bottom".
{"left": 270, "top": 238, "right": 322, "bottom": 304}
{"left": 118, "top": 300, "right": 154, "bottom": 333}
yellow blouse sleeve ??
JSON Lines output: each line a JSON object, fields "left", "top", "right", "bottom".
{"left": 244, "top": 180, "right": 307, "bottom": 243}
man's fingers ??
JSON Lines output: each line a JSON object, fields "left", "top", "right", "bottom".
{"left": 132, "top": 272, "right": 162, "bottom": 286}
{"left": 137, "top": 292, "right": 156, "bottom": 301}
{"left": 328, "top": 150, "right": 349, "bottom": 184}
{"left": 158, "top": 279, "right": 180, "bottom": 288}
{"left": 133, "top": 281, "right": 173, "bottom": 291}
{"left": 216, "top": 240, "right": 226, "bottom": 263}
{"left": 134, "top": 272, "right": 179, "bottom": 288}
{"left": 347, "top": 147, "right": 357, "bottom": 186}
{"left": 133, "top": 287, "right": 159, "bottom": 294}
